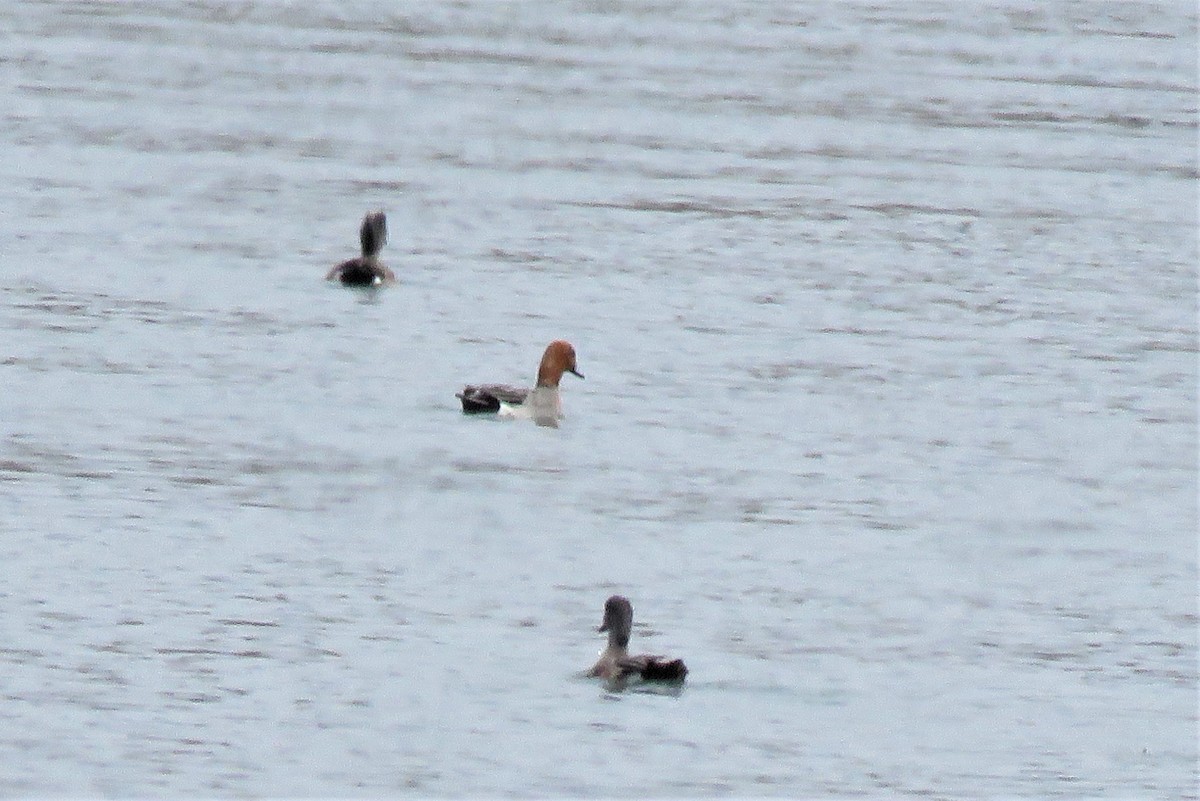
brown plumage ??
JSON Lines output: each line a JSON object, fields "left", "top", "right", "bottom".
{"left": 588, "top": 595, "right": 688, "bottom": 688}
{"left": 326, "top": 211, "right": 395, "bottom": 286}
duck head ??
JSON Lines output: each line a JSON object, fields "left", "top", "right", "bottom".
{"left": 535, "top": 340, "right": 584, "bottom": 388}
{"left": 598, "top": 594, "right": 633, "bottom": 649}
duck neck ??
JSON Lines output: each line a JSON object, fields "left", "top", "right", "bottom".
{"left": 606, "top": 628, "right": 630, "bottom": 653}
{"left": 360, "top": 215, "right": 385, "bottom": 257}
{"left": 535, "top": 364, "right": 561, "bottom": 389}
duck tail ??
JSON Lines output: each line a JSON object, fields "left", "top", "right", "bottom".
{"left": 641, "top": 658, "right": 688, "bottom": 682}
{"left": 457, "top": 387, "right": 501, "bottom": 414}
{"left": 360, "top": 211, "right": 387, "bottom": 257}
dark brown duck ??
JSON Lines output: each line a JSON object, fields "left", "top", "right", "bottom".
{"left": 587, "top": 595, "right": 688, "bottom": 687}
{"left": 326, "top": 211, "right": 395, "bottom": 286}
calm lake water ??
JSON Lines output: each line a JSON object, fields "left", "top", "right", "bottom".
{"left": 2, "top": 1, "right": 1197, "bottom": 797}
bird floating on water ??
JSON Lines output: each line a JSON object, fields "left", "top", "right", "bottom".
{"left": 587, "top": 595, "right": 688, "bottom": 689}
{"left": 326, "top": 211, "right": 395, "bottom": 286}
{"left": 457, "top": 340, "right": 583, "bottom": 427}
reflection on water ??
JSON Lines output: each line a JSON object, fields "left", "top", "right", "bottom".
{"left": 1, "top": 0, "right": 1196, "bottom": 797}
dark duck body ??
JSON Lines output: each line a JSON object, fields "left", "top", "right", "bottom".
{"left": 326, "top": 211, "right": 395, "bottom": 286}
{"left": 457, "top": 384, "right": 531, "bottom": 414}
{"left": 587, "top": 595, "right": 688, "bottom": 688}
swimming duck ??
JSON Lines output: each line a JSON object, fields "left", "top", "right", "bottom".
{"left": 588, "top": 595, "right": 688, "bottom": 687}
{"left": 457, "top": 340, "right": 583, "bottom": 426}
{"left": 326, "top": 211, "right": 395, "bottom": 286}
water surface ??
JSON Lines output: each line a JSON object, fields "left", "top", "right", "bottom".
{"left": 2, "top": 1, "right": 1196, "bottom": 797}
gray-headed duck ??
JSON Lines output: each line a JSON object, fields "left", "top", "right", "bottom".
{"left": 588, "top": 595, "right": 688, "bottom": 688}
{"left": 326, "top": 211, "right": 395, "bottom": 286}
{"left": 457, "top": 340, "right": 583, "bottom": 426}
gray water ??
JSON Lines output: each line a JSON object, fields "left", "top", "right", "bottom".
{"left": 2, "top": 1, "right": 1197, "bottom": 797}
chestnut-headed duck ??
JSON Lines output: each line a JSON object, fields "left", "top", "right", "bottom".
{"left": 326, "top": 211, "right": 395, "bottom": 286}
{"left": 588, "top": 595, "right": 688, "bottom": 688}
{"left": 457, "top": 340, "right": 583, "bottom": 427}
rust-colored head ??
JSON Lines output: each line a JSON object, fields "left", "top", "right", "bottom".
{"left": 535, "top": 340, "right": 584, "bottom": 388}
